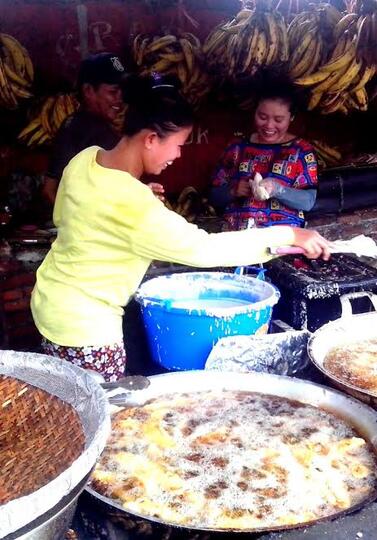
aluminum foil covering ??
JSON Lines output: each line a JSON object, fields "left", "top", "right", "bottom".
{"left": 205, "top": 330, "right": 310, "bottom": 376}
{"left": 0, "top": 350, "right": 111, "bottom": 538}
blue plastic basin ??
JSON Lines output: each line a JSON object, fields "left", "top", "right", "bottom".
{"left": 135, "top": 272, "right": 280, "bottom": 371}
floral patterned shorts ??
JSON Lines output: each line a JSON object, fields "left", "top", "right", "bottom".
{"left": 41, "top": 338, "right": 126, "bottom": 382}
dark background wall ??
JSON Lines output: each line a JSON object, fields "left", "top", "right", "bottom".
{"left": 1, "top": 0, "right": 376, "bottom": 195}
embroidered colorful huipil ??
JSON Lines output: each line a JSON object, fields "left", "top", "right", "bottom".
{"left": 212, "top": 136, "right": 318, "bottom": 230}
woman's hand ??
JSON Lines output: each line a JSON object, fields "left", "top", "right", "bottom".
{"left": 231, "top": 178, "right": 252, "bottom": 198}
{"left": 292, "top": 228, "right": 331, "bottom": 260}
{"left": 258, "top": 177, "right": 283, "bottom": 196}
{"left": 148, "top": 182, "right": 165, "bottom": 201}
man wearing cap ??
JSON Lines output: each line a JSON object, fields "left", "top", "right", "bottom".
{"left": 41, "top": 52, "right": 125, "bottom": 206}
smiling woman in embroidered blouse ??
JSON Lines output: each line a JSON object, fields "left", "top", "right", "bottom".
{"left": 209, "top": 82, "right": 318, "bottom": 230}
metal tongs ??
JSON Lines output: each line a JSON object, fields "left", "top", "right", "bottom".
{"left": 100, "top": 375, "right": 150, "bottom": 406}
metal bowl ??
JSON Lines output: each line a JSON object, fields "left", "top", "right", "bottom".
{"left": 308, "top": 292, "right": 377, "bottom": 408}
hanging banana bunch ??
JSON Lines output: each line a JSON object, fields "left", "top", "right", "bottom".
{"left": 312, "top": 139, "right": 342, "bottom": 168}
{"left": 355, "top": 8, "right": 377, "bottom": 66}
{"left": 165, "top": 186, "right": 217, "bottom": 223}
{"left": 287, "top": 4, "right": 341, "bottom": 80}
{"left": 0, "top": 33, "right": 34, "bottom": 109}
{"left": 132, "top": 32, "right": 210, "bottom": 108}
{"left": 294, "top": 30, "right": 373, "bottom": 114}
{"left": 203, "top": 7, "right": 289, "bottom": 81}
{"left": 18, "top": 93, "right": 79, "bottom": 147}
{"left": 291, "top": 5, "right": 377, "bottom": 114}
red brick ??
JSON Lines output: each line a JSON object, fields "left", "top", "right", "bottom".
{"left": 2, "top": 273, "right": 35, "bottom": 291}
{"left": 3, "top": 311, "right": 34, "bottom": 326}
{"left": 2, "top": 289, "right": 23, "bottom": 301}
{"left": 4, "top": 299, "right": 31, "bottom": 312}
{"left": 7, "top": 325, "right": 39, "bottom": 339}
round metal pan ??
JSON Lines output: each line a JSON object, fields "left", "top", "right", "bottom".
{"left": 308, "top": 292, "right": 377, "bottom": 408}
{"left": 86, "top": 369, "right": 377, "bottom": 536}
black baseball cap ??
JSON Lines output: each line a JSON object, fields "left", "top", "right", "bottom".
{"left": 77, "top": 52, "right": 126, "bottom": 87}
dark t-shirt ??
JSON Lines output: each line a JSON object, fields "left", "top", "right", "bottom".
{"left": 47, "top": 109, "right": 120, "bottom": 181}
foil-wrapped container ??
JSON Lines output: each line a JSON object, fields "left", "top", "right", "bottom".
{"left": 205, "top": 330, "right": 310, "bottom": 376}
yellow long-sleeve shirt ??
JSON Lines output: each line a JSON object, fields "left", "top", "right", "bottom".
{"left": 31, "top": 146, "right": 295, "bottom": 347}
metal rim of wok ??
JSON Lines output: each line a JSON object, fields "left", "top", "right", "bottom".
{"left": 86, "top": 370, "right": 377, "bottom": 535}
{"left": 308, "top": 311, "right": 377, "bottom": 406}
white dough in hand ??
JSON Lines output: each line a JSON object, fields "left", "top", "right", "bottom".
{"left": 250, "top": 172, "right": 270, "bottom": 201}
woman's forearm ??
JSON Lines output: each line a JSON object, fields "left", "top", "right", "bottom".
{"left": 274, "top": 187, "right": 317, "bottom": 211}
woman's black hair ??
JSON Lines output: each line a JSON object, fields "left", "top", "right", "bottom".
{"left": 121, "top": 73, "right": 194, "bottom": 138}
{"left": 253, "top": 69, "right": 302, "bottom": 115}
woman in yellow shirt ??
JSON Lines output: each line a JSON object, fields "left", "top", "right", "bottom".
{"left": 31, "top": 73, "right": 330, "bottom": 381}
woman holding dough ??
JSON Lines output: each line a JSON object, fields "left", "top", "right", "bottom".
{"left": 209, "top": 81, "right": 318, "bottom": 230}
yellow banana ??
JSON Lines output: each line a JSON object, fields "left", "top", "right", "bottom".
{"left": 182, "top": 32, "right": 201, "bottom": 49}
{"left": 3, "top": 63, "right": 29, "bottom": 88}
{"left": 308, "top": 90, "right": 323, "bottom": 111}
{"left": 179, "top": 38, "right": 195, "bottom": 75}
{"left": 63, "top": 93, "right": 74, "bottom": 116}
{"left": 320, "top": 93, "right": 346, "bottom": 114}
{"left": 312, "top": 140, "right": 342, "bottom": 161}
{"left": 159, "top": 51, "right": 184, "bottom": 63}
{"left": 136, "top": 37, "right": 151, "bottom": 66}
{"left": 22, "top": 49, "right": 34, "bottom": 83}
{"left": 133, "top": 34, "right": 143, "bottom": 59}
{"left": 203, "top": 27, "right": 225, "bottom": 55}
{"left": 295, "top": 69, "right": 330, "bottom": 87}
{"left": 329, "top": 34, "right": 351, "bottom": 61}
{"left": 264, "top": 13, "right": 279, "bottom": 65}
{"left": 235, "top": 9, "right": 253, "bottom": 23}
{"left": 177, "top": 61, "right": 188, "bottom": 85}
{"left": 355, "top": 15, "right": 370, "bottom": 57}
{"left": 312, "top": 62, "right": 350, "bottom": 95}
{"left": 344, "top": 92, "right": 360, "bottom": 110}
{"left": 321, "top": 40, "right": 355, "bottom": 73}
{"left": 27, "top": 126, "right": 47, "bottom": 147}
{"left": 51, "top": 95, "right": 66, "bottom": 130}
{"left": 334, "top": 13, "right": 358, "bottom": 40}
{"left": 275, "top": 13, "right": 289, "bottom": 62}
{"left": 288, "top": 12, "right": 312, "bottom": 41}
{"left": 8, "top": 82, "right": 32, "bottom": 99}
{"left": 310, "top": 38, "right": 322, "bottom": 74}
{"left": 0, "top": 58, "right": 17, "bottom": 108}
{"left": 242, "top": 25, "right": 260, "bottom": 71}
{"left": 251, "top": 31, "right": 267, "bottom": 72}
{"left": 146, "top": 35, "right": 177, "bottom": 54}
{"left": 350, "top": 64, "right": 375, "bottom": 92}
{"left": 40, "top": 96, "right": 55, "bottom": 136}
{"left": 326, "top": 59, "right": 361, "bottom": 93}
{"left": 289, "top": 30, "right": 316, "bottom": 76}
{"left": 353, "top": 87, "right": 368, "bottom": 110}
{"left": 18, "top": 116, "right": 41, "bottom": 140}
{"left": 37, "top": 132, "right": 52, "bottom": 146}
{"left": 0, "top": 33, "right": 25, "bottom": 78}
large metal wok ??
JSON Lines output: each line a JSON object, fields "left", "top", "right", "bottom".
{"left": 86, "top": 369, "right": 377, "bottom": 538}
{"left": 308, "top": 291, "right": 377, "bottom": 408}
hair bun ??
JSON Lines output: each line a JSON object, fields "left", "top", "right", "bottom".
{"left": 122, "top": 73, "right": 181, "bottom": 106}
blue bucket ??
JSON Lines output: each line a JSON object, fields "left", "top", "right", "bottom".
{"left": 135, "top": 272, "right": 280, "bottom": 371}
